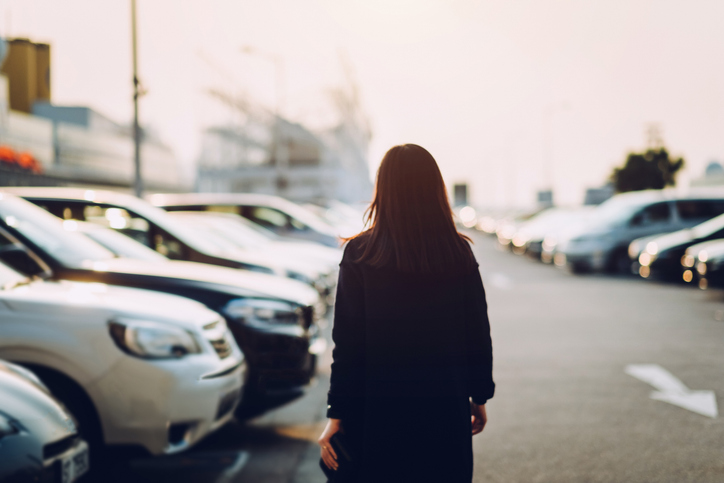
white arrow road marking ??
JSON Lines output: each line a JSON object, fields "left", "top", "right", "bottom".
{"left": 625, "top": 364, "right": 718, "bottom": 419}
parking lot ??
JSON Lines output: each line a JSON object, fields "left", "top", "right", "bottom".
{"left": 89, "top": 230, "right": 724, "bottom": 482}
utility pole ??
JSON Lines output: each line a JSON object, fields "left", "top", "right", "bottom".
{"left": 131, "top": 0, "right": 142, "bottom": 197}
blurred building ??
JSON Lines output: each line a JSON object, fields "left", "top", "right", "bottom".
{"left": 196, "top": 83, "right": 373, "bottom": 205}
{"left": 0, "top": 37, "right": 187, "bottom": 192}
{"left": 584, "top": 183, "right": 614, "bottom": 205}
{"left": 690, "top": 160, "right": 724, "bottom": 188}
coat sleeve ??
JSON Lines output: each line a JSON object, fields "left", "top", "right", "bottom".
{"left": 326, "top": 253, "right": 366, "bottom": 419}
{"left": 465, "top": 268, "right": 495, "bottom": 404}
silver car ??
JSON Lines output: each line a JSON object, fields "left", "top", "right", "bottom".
{"left": 556, "top": 190, "right": 724, "bottom": 273}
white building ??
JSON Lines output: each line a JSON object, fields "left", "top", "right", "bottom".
{"left": 196, "top": 85, "right": 373, "bottom": 205}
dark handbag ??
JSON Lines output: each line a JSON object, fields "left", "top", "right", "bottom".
{"left": 319, "top": 432, "right": 355, "bottom": 481}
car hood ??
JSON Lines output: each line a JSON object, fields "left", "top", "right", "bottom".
{"left": 650, "top": 228, "right": 695, "bottom": 252}
{"left": 0, "top": 278, "right": 220, "bottom": 331}
{"left": 0, "top": 364, "right": 77, "bottom": 443}
{"left": 686, "top": 239, "right": 724, "bottom": 261}
{"left": 86, "top": 258, "right": 320, "bottom": 307}
{"left": 234, "top": 247, "right": 323, "bottom": 279}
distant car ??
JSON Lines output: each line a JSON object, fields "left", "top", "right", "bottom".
{"left": 556, "top": 190, "right": 724, "bottom": 273}
{"left": 509, "top": 207, "right": 594, "bottom": 259}
{"left": 147, "top": 192, "right": 342, "bottom": 247}
{"left": 0, "top": 194, "right": 324, "bottom": 405}
{"left": 495, "top": 209, "right": 543, "bottom": 249}
{"left": 0, "top": 259, "right": 246, "bottom": 457}
{"left": 637, "top": 212, "right": 724, "bottom": 281}
{"left": 304, "top": 199, "right": 366, "bottom": 239}
{"left": 0, "top": 360, "right": 89, "bottom": 483}
{"left": 2, "top": 187, "right": 328, "bottom": 293}
{"left": 680, "top": 239, "right": 724, "bottom": 288}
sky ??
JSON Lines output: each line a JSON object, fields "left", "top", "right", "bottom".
{"left": 3, "top": 0, "right": 724, "bottom": 207}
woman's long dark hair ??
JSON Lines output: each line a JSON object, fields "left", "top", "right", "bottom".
{"left": 347, "top": 144, "right": 474, "bottom": 272}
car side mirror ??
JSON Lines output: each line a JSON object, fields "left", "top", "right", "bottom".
{"left": 0, "top": 244, "right": 51, "bottom": 278}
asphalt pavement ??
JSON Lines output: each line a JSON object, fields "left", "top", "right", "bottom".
{"left": 96, "top": 231, "right": 724, "bottom": 482}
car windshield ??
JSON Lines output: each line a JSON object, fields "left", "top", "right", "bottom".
{"left": 692, "top": 213, "right": 724, "bottom": 239}
{"left": 0, "top": 261, "right": 28, "bottom": 289}
{"left": 0, "top": 195, "right": 115, "bottom": 267}
{"left": 170, "top": 214, "right": 270, "bottom": 250}
{"left": 591, "top": 197, "right": 654, "bottom": 227}
{"left": 104, "top": 197, "right": 243, "bottom": 256}
{"left": 78, "top": 224, "right": 168, "bottom": 262}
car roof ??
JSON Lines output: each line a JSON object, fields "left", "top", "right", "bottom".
{"left": 147, "top": 192, "right": 338, "bottom": 234}
{"left": 1, "top": 186, "right": 151, "bottom": 212}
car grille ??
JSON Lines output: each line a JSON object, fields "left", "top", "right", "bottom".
{"left": 203, "top": 319, "right": 234, "bottom": 359}
{"left": 43, "top": 434, "right": 79, "bottom": 460}
{"left": 301, "top": 306, "right": 314, "bottom": 329}
{"left": 210, "top": 336, "right": 233, "bottom": 359}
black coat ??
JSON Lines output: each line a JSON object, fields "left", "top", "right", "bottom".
{"left": 326, "top": 237, "right": 495, "bottom": 483}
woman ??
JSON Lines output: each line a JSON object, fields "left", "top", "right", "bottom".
{"left": 318, "top": 144, "right": 495, "bottom": 482}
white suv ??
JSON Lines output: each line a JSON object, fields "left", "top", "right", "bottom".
{"left": 0, "top": 261, "right": 246, "bottom": 456}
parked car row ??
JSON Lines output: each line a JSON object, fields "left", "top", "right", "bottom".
{"left": 0, "top": 187, "right": 357, "bottom": 481}
{"left": 466, "top": 189, "right": 724, "bottom": 290}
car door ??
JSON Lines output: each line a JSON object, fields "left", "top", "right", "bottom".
{"left": 625, "top": 202, "right": 675, "bottom": 242}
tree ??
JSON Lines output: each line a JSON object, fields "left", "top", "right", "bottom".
{"left": 609, "top": 147, "right": 685, "bottom": 193}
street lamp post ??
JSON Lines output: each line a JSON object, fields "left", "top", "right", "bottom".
{"left": 239, "top": 46, "right": 287, "bottom": 195}
{"left": 131, "top": 0, "right": 142, "bottom": 197}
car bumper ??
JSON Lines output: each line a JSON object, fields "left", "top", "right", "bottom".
{"left": 558, "top": 241, "right": 615, "bottom": 271}
{"left": 87, "top": 353, "right": 246, "bottom": 455}
{"left": 229, "top": 322, "right": 322, "bottom": 395}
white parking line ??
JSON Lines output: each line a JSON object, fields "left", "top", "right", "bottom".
{"left": 625, "top": 364, "right": 718, "bottom": 418}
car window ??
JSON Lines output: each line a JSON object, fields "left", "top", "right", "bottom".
{"left": 0, "top": 197, "right": 114, "bottom": 266}
{"left": 629, "top": 202, "right": 671, "bottom": 227}
{"left": 205, "top": 205, "right": 240, "bottom": 215}
{"left": 83, "top": 205, "right": 152, "bottom": 246}
{"left": 81, "top": 226, "right": 167, "bottom": 262}
{"left": 676, "top": 200, "right": 724, "bottom": 221}
{"left": 248, "top": 206, "right": 290, "bottom": 230}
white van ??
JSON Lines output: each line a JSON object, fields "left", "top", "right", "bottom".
{"left": 0, "top": 261, "right": 246, "bottom": 456}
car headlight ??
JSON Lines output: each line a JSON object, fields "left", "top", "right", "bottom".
{"left": 639, "top": 252, "right": 656, "bottom": 267}
{"left": 108, "top": 319, "right": 201, "bottom": 359}
{"left": 645, "top": 242, "right": 658, "bottom": 256}
{"left": 628, "top": 241, "right": 641, "bottom": 260}
{"left": 223, "top": 298, "right": 302, "bottom": 326}
{"left": 0, "top": 415, "right": 18, "bottom": 440}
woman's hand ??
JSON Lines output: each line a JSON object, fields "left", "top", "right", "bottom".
{"left": 318, "top": 418, "right": 342, "bottom": 471}
{"left": 471, "top": 402, "right": 487, "bottom": 435}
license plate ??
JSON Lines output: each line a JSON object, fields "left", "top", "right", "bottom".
{"left": 61, "top": 441, "right": 89, "bottom": 483}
